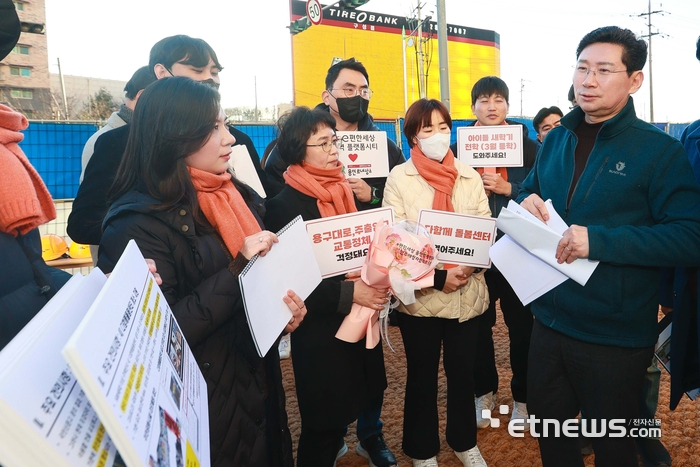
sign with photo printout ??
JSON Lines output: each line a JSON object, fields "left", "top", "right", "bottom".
{"left": 0, "top": 273, "right": 117, "bottom": 467}
{"left": 417, "top": 209, "right": 497, "bottom": 267}
{"left": 305, "top": 206, "right": 394, "bottom": 278}
{"left": 456, "top": 125, "right": 523, "bottom": 167}
{"left": 337, "top": 131, "right": 390, "bottom": 178}
{"left": 63, "top": 241, "right": 210, "bottom": 467}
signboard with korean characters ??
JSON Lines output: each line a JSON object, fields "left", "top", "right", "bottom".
{"left": 305, "top": 207, "right": 394, "bottom": 278}
{"left": 337, "top": 131, "right": 390, "bottom": 178}
{"left": 417, "top": 209, "right": 497, "bottom": 268}
{"left": 456, "top": 125, "right": 523, "bottom": 167}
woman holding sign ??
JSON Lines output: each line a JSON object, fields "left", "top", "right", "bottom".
{"left": 264, "top": 107, "right": 391, "bottom": 467}
{"left": 382, "top": 99, "right": 491, "bottom": 467}
{"left": 97, "top": 77, "right": 305, "bottom": 467}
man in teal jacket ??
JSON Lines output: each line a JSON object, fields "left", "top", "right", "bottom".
{"left": 518, "top": 26, "right": 700, "bottom": 467}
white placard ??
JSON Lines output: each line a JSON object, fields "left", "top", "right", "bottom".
{"left": 456, "top": 125, "right": 523, "bottom": 167}
{"left": 229, "top": 144, "right": 266, "bottom": 198}
{"left": 337, "top": 131, "right": 390, "bottom": 178}
{"left": 63, "top": 241, "right": 210, "bottom": 467}
{"left": 305, "top": 207, "right": 395, "bottom": 278}
{"left": 417, "top": 209, "right": 496, "bottom": 267}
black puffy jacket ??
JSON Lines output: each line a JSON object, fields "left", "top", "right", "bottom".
{"left": 97, "top": 190, "right": 293, "bottom": 467}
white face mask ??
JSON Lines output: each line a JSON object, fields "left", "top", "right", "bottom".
{"left": 417, "top": 132, "right": 451, "bottom": 162}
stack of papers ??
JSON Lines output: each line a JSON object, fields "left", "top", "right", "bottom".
{"left": 490, "top": 200, "right": 599, "bottom": 305}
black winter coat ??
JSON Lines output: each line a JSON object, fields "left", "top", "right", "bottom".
{"left": 68, "top": 125, "right": 268, "bottom": 246}
{"left": 0, "top": 228, "right": 70, "bottom": 350}
{"left": 98, "top": 190, "right": 292, "bottom": 467}
{"left": 264, "top": 186, "right": 387, "bottom": 430}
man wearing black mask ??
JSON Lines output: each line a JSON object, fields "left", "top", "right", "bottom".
{"left": 264, "top": 58, "right": 404, "bottom": 210}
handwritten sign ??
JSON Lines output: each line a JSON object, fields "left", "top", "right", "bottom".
{"left": 456, "top": 125, "right": 523, "bottom": 167}
{"left": 305, "top": 207, "right": 394, "bottom": 278}
{"left": 337, "top": 131, "right": 390, "bottom": 178}
{"left": 417, "top": 209, "right": 496, "bottom": 267}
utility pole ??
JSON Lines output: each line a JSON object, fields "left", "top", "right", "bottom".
{"left": 436, "top": 0, "right": 450, "bottom": 111}
{"left": 254, "top": 76, "right": 258, "bottom": 123}
{"left": 637, "top": 0, "right": 665, "bottom": 122}
{"left": 57, "top": 57, "right": 68, "bottom": 119}
{"left": 520, "top": 79, "right": 524, "bottom": 117}
{"left": 416, "top": 2, "right": 426, "bottom": 98}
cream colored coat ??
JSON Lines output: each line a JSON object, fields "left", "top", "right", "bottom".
{"left": 383, "top": 157, "right": 491, "bottom": 322}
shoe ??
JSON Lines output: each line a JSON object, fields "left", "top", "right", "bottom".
{"left": 510, "top": 401, "right": 530, "bottom": 431}
{"left": 636, "top": 437, "right": 672, "bottom": 467}
{"left": 333, "top": 441, "right": 348, "bottom": 467}
{"left": 278, "top": 334, "right": 291, "bottom": 360}
{"left": 356, "top": 433, "right": 397, "bottom": 467}
{"left": 412, "top": 457, "right": 438, "bottom": 467}
{"left": 454, "top": 446, "right": 487, "bottom": 467}
{"left": 475, "top": 392, "right": 495, "bottom": 429}
{"left": 579, "top": 436, "right": 593, "bottom": 456}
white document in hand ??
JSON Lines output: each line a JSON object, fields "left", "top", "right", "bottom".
{"left": 239, "top": 215, "right": 322, "bottom": 357}
{"left": 490, "top": 200, "right": 599, "bottom": 304}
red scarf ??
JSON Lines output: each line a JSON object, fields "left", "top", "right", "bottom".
{"left": 284, "top": 163, "right": 358, "bottom": 217}
{"left": 410, "top": 146, "right": 458, "bottom": 212}
{"left": 187, "top": 167, "right": 261, "bottom": 257}
{"left": 0, "top": 104, "right": 56, "bottom": 236}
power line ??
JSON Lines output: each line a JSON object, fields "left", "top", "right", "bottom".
{"left": 635, "top": 0, "right": 667, "bottom": 122}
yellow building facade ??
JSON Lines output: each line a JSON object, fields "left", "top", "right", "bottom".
{"left": 290, "top": 0, "right": 500, "bottom": 120}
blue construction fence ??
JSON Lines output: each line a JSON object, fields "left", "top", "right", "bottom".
{"left": 19, "top": 119, "right": 693, "bottom": 200}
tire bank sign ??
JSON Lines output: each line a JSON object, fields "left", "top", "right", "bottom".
{"left": 289, "top": 0, "right": 500, "bottom": 120}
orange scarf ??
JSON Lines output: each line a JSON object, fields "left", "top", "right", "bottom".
{"left": 0, "top": 104, "right": 56, "bottom": 236}
{"left": 473, "top": 121, "right": 508, "bottom": 181}
{"left": 284, "top": 163, "right": 358, "bottom": 217}
{"left": 410, "top": 146, "right": 458, "bottom": 212}
{"left": 187, "top": 167, "right": 261, "bottom": 257}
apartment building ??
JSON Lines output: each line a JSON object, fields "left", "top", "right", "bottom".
{"left": 0, "top": 0, "right": 51, "bottom": 118}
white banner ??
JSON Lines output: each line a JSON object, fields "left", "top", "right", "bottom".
{"left": 337, "top": 131, "right": 390, "bottom": 178}
{"left": 305, "top": 207, "right": 394, "bottom": 278}
{"left": 456, "top": 125, "right": 523, "bottom": 167}
{"left": 417, "top": 209, "right": 496, "bottom": 267}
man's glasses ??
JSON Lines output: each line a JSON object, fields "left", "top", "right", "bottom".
{"left": 306, "top": 137, "right": 339, "bottom": 153}
{"left": 575, "top": 66, "right": 628, "bottom": 78}
{"left": 329, "top": 87, "right": 373, "bottom": 99}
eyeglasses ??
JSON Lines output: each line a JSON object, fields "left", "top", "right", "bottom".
{"left": 329, "top": 87, "right": 373, "bottom": 99}
{"left": 306, "top": 137, "right": 339, "bottom": 153}
{"left": 575, "top": 66, "right": 628, "bottom": 78}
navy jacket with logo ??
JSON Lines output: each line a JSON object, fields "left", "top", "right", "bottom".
{"left": 518, "top": 97, "right": 700, "bottom": 348}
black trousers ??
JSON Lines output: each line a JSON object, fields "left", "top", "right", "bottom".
{"left": 297, "top": 425, "right": 346, "bottom": 467}
{"left": 473, "top": 267, "right": 533, "bottom": 402}
{"left": 528, "top": 320, "right": 654, "bottom": 467}
{"left": 397, "top": 313, "right": 479, "bottom": 460}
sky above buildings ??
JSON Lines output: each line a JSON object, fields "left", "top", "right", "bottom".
{"left": 45, "top": 0, "right": 700, "bottom": 122}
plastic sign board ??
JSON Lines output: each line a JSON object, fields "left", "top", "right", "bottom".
{"left": 337, "top": 131, "right": 390, "bottom": 178}
{"left": 417, "top": 209, "right": 496, "bottom": 267}
{"left": 305, "top": 207, "right": 394, "bottom": 278}
{"left": 457, "top": 125, "right": 523, "bottom": 167}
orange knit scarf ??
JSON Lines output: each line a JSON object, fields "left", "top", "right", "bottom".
{"left": 283, "top": 163, "right": 358, "bottom": 217}
{"left": 410, "top": 146, "right": 458, "bottom": 212}
{"left": 187, "top": 167, "right": 261, "bottom": 257}
{"left": 0, "top": 104, "right": 56, "bottom": 236}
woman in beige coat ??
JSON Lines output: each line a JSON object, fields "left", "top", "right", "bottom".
{"left": 383, "top": 99, "right": 491, "bottom": 467}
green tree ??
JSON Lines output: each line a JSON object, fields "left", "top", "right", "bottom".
{"left": 79, "top": 87, "right": 118, "bottom": 120}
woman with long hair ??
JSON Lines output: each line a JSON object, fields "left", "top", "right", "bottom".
{"left": 383, "top": 98, "right": 491, "bottom": 467}
{"left": 98, "top": 77, "right": 305, "bottom": 467}
{"left": 264, "top": 106, "right": 390, "bottom": 467}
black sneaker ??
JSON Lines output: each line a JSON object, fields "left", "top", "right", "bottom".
{"left": 356, "top": 433, "right": 397, "bottom": 467}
